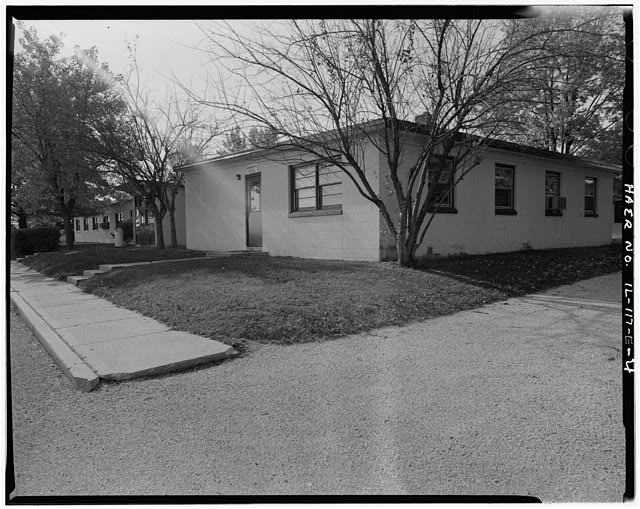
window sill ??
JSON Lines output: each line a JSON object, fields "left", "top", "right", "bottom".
{"left": 584, "top": 212, "right": 598, "bottom": 218}
{"left": 427, "top": 207, "right": 458, "bottom": 214}
{"left": 495, "top": 209, "right": 517, "bottom": 215}
{"left": 289, "top": 208, "right": 342, "bottom": 218}
{"left": 545, "top": 210, "right": 563, "bottom": 217}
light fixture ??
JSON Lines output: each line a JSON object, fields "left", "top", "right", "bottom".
{"left": 236, "top": 174, "right": 242, "bottom": 181}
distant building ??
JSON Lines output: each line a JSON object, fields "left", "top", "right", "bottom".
{"left": 69, "top": 187, "right": 186, "bottom": 246}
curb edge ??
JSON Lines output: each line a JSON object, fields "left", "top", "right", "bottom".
{"left": 10, "top": 291, "right": 100, "bottom": 392}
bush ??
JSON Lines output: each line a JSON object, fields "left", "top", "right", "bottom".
{"left": 11, "top": 226, "right": 60, "bottom": 258}
{"left": 136, "top": 225, "right": 155, "bottom": 246}
{"left": 120, "top": 220, "right": 134, "bottom": 242}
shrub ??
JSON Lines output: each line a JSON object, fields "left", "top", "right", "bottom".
{"left": 120, "top": 220, "right": 134, "bottom": 242}
{"left": 11, "top": 226, "right": 60, "bottom": 258}
{"left": 136, "top": 225, "right": 155, "bottom": 246}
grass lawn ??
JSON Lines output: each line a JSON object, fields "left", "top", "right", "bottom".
{"left": 81, "top": 244, "right": 620, "bottom": 348}
{"left": 418, "top": 244, "right": 621, "bottom": 296}
{"left": 19, "top": 244, "right": 206, "bottom": 279}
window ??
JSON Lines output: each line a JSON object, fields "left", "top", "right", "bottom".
{"left": 75, "top": 219, "right": 80, "bottom": 232}
{"left": 427, "top": 159, "right": 455, "bottom": 211}
{"left": 545, "top": 171, "right": 562, "bottom": 215}
{"left": 291, "top": 161, "right": 342, "bottom": 213}
{"left": 584, "top": 177, "right": 597, "bottom": 216}
{"left": 92, "top": 217, "right": 99, "bottom": 230}
{"left": 83, "top": 218, "right": 89, "bottom": 231}
{"left": 102, "top": 215, "right": 110, "bottom": 229}
{"left": 249, "top": 181, "right": 261, "bottom": 212}
{"left": 115, "top": 212, "right": 123, "bottom": 225}
{"left": 495, "top": 164, "right": 515, "bottom": 213}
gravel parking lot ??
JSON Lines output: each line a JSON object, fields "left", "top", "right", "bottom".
{"left": 8, "top": 273, "right": 625, "bottom": 500}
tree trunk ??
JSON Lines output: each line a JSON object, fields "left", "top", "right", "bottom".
{"left": 150, "top": 204, "right": 166, "bottom": 249}
{"left": 395, "top": 207, "right": 415, "bottom": 268}
{"left": 63, "top": 213, "right": 75, "bottom": 250}
{"left": 155, "top": 220, "right": 165, "bottom": 249}
{"left": 169, "top": 189, "right": 178, "bottom": 248}
{"left": 396, "top": 238, "right": 412, "bottom": 267}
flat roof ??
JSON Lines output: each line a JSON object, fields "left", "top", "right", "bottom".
{"left": 179, "top": 120, "right": 622, "bottom": 173}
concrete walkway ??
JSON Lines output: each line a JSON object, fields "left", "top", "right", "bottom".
{"left": 10, "top": 261, "right": 236, "bottom": 391}
{"left": 9, "top": 272, "right": 623, "bottom": 499}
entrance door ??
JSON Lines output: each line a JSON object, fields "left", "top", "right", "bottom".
{"left": 246, "top": 173, "right": 262, "bottom": 248}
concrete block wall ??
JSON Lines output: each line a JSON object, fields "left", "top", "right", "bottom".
{"left": 184, "top": 148, "right": 380, "bottom": 261}
{"left": 379, "top": 135, "right": 616, "bottom": 258}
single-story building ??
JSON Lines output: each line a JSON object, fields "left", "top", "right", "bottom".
{"left": 180, "top": 125, "right": 621, "bottom": 261}
{"left": 71, "top": 187, "right": 187, "bottom": 246}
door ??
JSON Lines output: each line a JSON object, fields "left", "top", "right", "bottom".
{"left": 246, "top": 173, "right": 262, "bottom": 248}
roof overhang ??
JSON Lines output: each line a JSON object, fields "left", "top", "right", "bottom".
{"left": 178, "top": 118, "right": 621, "bottom": 174}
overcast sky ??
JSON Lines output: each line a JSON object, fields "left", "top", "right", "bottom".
{"left": 13, "top": 19, "right": 214, "bottom": 99}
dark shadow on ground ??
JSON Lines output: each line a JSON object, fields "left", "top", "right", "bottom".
{"left": 416, "top": 243, "right": 621, "bottom": 297}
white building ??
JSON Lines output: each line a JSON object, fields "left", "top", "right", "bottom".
{"left": 180, "top": 126, "right": 620, "bottom": 261}
{"left": 71, "top": 188, "right": 187, "bottom": 247}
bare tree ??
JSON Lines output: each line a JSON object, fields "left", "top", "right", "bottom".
{"left": 90, "top": 48, "right": 216, "bottom": 248}
{"left": 189, "top": 18, "right": 554, "bottom": 266}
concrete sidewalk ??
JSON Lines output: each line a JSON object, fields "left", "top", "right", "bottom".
{"left": 10, "top": 261, "right": 236, "bottom": 391}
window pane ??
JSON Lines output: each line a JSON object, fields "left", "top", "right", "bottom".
{"left": 321, "top": 183, "right": 342, "bottom": 208}
{"left": 434, "top": 184, "right": 452, "bottom": 207}
{"left": 432, "top": 166, "right": 452, "bottom": 185}
{"left": 495, "top": 189, "right": 512, "bottom": 208}
{"left": 585, "top": 196, "right": 595, "bottom": 212}
{"left": 585, "top": 177, "right": 596, "bottom": 213}
{"left": 428, "top": 161, "right": 453, "bottom": 207}
{"left": 545, "top": 172, "right": 560, "bottom": 196}
{"left": 297, "top": 196, "right": 316, "bottom": 210}
{"left": 318, "top": 166, "right": 341, "bottom": 186}
{"left": 294, "top": 166, "right": 315, "bottom": 190}
{"left": 495, "top": 166, "right": 513, "bottom": 188}
{"left": 249, "top": 182, "right": 260, "bottom": 212}
{"left": 297, "top": 187, "right": 315, "bottom": 200}
{"left": 585, "top": 177, "right": 595, "bottom": 196}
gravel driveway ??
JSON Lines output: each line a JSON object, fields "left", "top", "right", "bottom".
{"left": 9, "top": 273, "right": 624, "bottom": 501}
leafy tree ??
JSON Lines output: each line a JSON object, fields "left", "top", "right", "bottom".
{"left": 194, "top": 19, "right": 556, "bottom": 266}
{"left": 218, "top": 126, "right": 246, "bottom": 154}
{"left": 11, "top": 26, "right": 125, "bottom": 247}
{"left": 501, "top": 8, "right": 624, "bottom": 161}
{"left": 11, "top": 143, "right": 51, "bottom": 228}
{"left": 218, "top": 125, "right": 278, "bottom": 154}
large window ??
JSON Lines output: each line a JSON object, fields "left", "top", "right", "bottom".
{"left": 75, "top": 219, "right": 81, "bottom": 232}
{"left": 291, "top": 161, "right": 342, "bottom": 213}
{"left": 427, "top": 159, "right": 455, "bottom": 210}
{"left": 584, "top": 177, "right": 597, "bottom": 216}
{"left": 495, "top": 164, "right": 515, "bottom": 213}
{"left": 83, "top": 218, "right": 89, "bottom": 231}
{"left": 545, "top": 171, "right": 562, "bottom": 215}
{"left": 92, "top": 217, "right": 99, "bottom": 230}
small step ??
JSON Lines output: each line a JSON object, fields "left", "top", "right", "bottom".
{"left": 67, "top": 275, "right": 91, "bottom": 285}
{"left": 205, "top": 250, "right": 269, "bottom": 257}
{"left": 83, "top": 269, "right": 109, "bottom": 276}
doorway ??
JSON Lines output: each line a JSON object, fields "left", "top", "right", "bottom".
{"left": 246, "top": 173, "right": 262, "bottom": 248}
